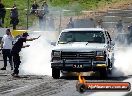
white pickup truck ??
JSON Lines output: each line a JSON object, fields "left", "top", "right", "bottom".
{"left": 51, "top": 28, "right": 114, "bottom": 79}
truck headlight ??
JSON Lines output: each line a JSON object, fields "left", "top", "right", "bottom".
{"left": 51, "top": 51, "right": 61, "bottom": 62}
{"left": 53, "top": 51, "right": 61, "bottom": 57}
{"left": 96, "top": 51, "right": 106, "bottom": 61}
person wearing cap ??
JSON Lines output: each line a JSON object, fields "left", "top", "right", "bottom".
{"left": 1, "top": 29, "right": 13, "bottom": 70}
{"left": 11, "top": 32, "right": 40, "bottom": 77}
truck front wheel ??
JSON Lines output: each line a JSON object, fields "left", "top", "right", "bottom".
{"left": 99, "top": 69, "right": 108, "bottom": 79}
{"left": 52, "top": 68, "right": 60, "bottom": 79}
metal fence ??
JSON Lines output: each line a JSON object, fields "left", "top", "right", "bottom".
{"left": 3, "top": 7, "right": 107, "bottom": 31}
{"left": 3, "top": 7, "right": 132, "bottom": 35}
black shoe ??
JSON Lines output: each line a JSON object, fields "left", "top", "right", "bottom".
{"left": 12, "top": 73, "right": 20, "bottom": 78}
{"left": 11, "top": 73, "right": 15, "bottom": 76}
{"left": 1, "top": 67, "right": 6, "bottom": 70}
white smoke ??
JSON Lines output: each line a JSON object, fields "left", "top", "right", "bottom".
{"left": 19, "top": 34, "right": 132, "bottom": 76}
{"left": 112, "top": 44, "right": 132, "bottom": 77}
{"left": 19, "top": 31, "right": 55, "bottom": 76}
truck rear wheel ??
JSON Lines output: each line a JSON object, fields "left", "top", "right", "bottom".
{"left": 52, "top": 68, "right": 60, "bottom": 79}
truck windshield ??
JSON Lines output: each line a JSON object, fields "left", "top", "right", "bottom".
{"left": 59, "top": 31, "right": 105, "bottom": 43}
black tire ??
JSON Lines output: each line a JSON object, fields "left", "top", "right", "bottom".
{"left": 108, "top": 58, "right": 111, "bottom": 68}
{"left": 52, "top": 68, "right": 60, "bottom": 79}
{"left": 76, "top": 84, "right": 86, "bottom": 93}
{"left": 108, "top": 68, "right": 112, "bottom": 75}
{"left": 99, "top": 69, "right": 108, "bottom": 79}
{"left": 108, "top": 58, "right": 113, "bottom": 75}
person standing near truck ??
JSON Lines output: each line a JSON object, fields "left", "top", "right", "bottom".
{"left": 11, "top": 32, "right": 40, "bottom": 77}
{"left": 1, "top": 29, "right": 13, "bottom": 70}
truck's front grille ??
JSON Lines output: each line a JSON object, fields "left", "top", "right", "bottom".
{"left": 61, "top": 52, "right": 95, "bottom": 59}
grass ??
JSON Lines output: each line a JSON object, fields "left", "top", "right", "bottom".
{"left": 2, "top": 0, "right": 41, "bottom": 29}
{"left": 1, "top": 0, "right": 132, "bottom": 29}
{"left": 3, "top": 0, "right": 27, "bottom": 28}
{"left": 50, "top": 0, "right": 112, "bottom": 10}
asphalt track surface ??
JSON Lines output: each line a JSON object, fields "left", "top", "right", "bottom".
{"left": 0, "top": 53, "right": 131, "bottom": 96}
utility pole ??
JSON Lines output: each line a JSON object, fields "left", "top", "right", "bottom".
{"left": 27, "top": 0, "right": 30, "bottom": 29}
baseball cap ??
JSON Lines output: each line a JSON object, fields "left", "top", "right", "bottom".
{"left": 22, "top": 32, "right": 29, "bottom": 37}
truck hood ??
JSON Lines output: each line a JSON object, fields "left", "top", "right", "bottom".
{"left": 52, "top": 42, "right": 107, "bottom": 52}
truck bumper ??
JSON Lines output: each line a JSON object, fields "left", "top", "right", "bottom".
{"left": 51, "top": 60, "right": 107, "bottom": 72}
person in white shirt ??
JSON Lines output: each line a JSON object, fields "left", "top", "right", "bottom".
{"left": 1, "top": 29, "right": 13, "bottom": 70}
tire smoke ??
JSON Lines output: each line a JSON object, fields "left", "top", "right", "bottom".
{"left": 19, "top": 31, "right": 56, "bottom": 76}
{"left": 112, "top": 46, "right": 132, "bottom": 77}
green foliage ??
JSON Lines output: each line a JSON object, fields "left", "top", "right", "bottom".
{"left": 3, "top": 0, "right": 26, "bottom": 28}
{"left": 79, "top": 0, "right": 99, "bottom": 10}
{"left": 50, "top": 0, "right": 70, "bottom": 6}
{"left": 50, "top": 0, "right": 113, "bottom": 10}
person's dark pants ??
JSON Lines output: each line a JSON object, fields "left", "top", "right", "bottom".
{"left": 13, "top": 24, "right": 16, "bottom": 30}
{"left": 0, "top": 16, "right": 5, "bottom": 24}
{"left": 2, "top": 49, "right": 13, "bottom": 69}
{"left": 10, "top": 18, "right": 19, "bottom": 30}
{"left": 12, "top": 18, "right": 16, "bottom": 29}
{"left": 12, "top": 53, "right": 21, "bottom": 75}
